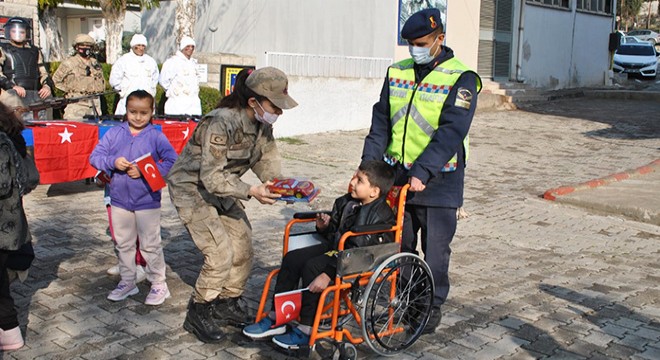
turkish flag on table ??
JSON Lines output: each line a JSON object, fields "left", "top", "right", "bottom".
{"left": 31, "top": 122, "right": 98, "bottom": 184}
{"left": 152, "top": 120, "right": 197, "bottom": 154}
{"left": 133, "top": 153, "right": 166, "bottom": 192}
{"left": 274, "top": 288, "right": 306, "bottom": 326}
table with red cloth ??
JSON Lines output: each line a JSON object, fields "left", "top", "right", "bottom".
{"left": 22, "top": 119, "right": 197, "bottom": 184}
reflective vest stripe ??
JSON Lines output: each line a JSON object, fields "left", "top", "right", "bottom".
{"left": 391, "top": 105, "right": 409, "bottom": 127}
{"left": 409, "top": 105, "right": 435, "bottom": 138}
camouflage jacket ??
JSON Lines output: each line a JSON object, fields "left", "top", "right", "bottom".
{"left": 52, "top": 54, "right": 106, "bottom": 96}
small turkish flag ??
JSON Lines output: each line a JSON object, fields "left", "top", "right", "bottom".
{"left": 31, "top": 121, "right": 98, "bottom": 184}
{"left": 273, "top": 288, "right": 306, "bottom": 327}
{"left": 152, "top": 120, "right": 197, "bottom": 154}
{"left": 133, "top": 153, "right": 166, "bottom": 192}
{"left": 94, "top": 170, "right": 112, "bottom": 185}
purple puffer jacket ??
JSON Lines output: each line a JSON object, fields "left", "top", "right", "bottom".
{"left": 90, "top": 122, "right": 177, "bottom": 211}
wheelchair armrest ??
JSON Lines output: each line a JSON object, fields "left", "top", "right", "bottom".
{"left": 293, "top": 211, "right": 331, "bottom": 219}
{"left": 350, "top": 223, "right": 393, "bottom": 233}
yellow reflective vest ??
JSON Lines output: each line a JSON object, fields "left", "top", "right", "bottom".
{"left": 386, "top": 57, "right": 482, "bottom": 171}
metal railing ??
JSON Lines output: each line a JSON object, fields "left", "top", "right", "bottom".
{"left": 265, "top": 52, "right": 393, "bottom": 79}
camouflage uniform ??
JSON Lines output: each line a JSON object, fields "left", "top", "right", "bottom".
{"left": 53, "top": 54, "right": 106, "bottom": 121}
{"left": 167, "top": 106, "right": 281, "bottom": 303}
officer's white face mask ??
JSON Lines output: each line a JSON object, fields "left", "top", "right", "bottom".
{"left": 409, "top": 36, "right": 440, "bottom": 65}
{"left": 253, "top": 101, "right": 279, "bottom": 125}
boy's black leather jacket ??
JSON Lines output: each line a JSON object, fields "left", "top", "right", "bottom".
{"left": 318, "top": 193, "right": 396, "bottom": 250}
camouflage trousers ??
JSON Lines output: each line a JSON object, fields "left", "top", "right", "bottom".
{"left": 175, "top": 199, "right": 253, "bottom": 303}
{"left": 63, "top": 99, "right": 101, "bottom": 121}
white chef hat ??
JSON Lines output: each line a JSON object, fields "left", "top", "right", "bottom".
{"left": 179, "top": 36, "right": 196, "bottom": 50}
{"left": 130, "top": 34, "right": 148, "bottom": 47}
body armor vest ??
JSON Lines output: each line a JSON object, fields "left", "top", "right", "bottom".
{"left": 1, "top": 44, "right": 40, "bottom": 90}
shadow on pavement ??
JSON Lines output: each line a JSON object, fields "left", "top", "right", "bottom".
{"left": 517, "top": 98, "right": 660, "bottom": 140}
{"left": 45, "top": 181, "right": 102, "bottom": 197}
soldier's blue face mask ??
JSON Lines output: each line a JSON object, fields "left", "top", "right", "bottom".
{"left": 409, "top": 36, "right": 440, "bottom": 65}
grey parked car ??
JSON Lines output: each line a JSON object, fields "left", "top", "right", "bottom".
{"left": 626, "top": 30, "right": 660, "bottom": 45}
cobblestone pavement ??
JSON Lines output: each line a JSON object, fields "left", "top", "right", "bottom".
{"left": 5, "top": 97, "right": 660, "bottom": 359}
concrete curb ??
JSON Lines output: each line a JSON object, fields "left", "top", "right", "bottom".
{"left": 543, "top": 159, "right": 660, "bottom": 201}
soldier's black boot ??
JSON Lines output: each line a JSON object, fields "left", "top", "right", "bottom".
{"left": 183, "top": 299, "right": 226, "bottom": 343}
{"left": 212, "top": 296, "right": 251, "bottom": 327}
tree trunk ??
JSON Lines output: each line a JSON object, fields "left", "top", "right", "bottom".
{"left": 39, "top": 6, "right": 67, "bottom": 62}
{"left": 174, "top": 0, "right": 196, "bottom": 44}
{"left": 99, "top": 0, "right": 127, "bottom": 64}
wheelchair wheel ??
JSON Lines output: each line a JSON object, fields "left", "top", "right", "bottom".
{"left": 359, "top": 253, "right": 434, "bottom": 356}
{"left": 338, "top": 342, "right": 357, "bottom": 360}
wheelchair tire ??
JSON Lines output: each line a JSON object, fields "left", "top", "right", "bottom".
{"left": 338, "top": 342, "right": 358, "bottom": 360}
{"left": 359, "top": 253, "right": 434, "bottom": 356}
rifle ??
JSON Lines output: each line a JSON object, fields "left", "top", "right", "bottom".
{"left": 18, "top": 90, "right": 117, "bottom": 120}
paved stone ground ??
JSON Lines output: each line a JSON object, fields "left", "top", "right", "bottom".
{"left": 4, "top": 97, "right": 660, "bottom": 359}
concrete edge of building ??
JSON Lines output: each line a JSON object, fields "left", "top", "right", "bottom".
{"left": 542, "top": 159, "right": 660, "bottom": 201}
{"left": 583, "top": 89, "right": 660, "bottom": 102}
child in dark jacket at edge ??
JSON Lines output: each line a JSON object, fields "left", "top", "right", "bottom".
{"left": 90, "top": 90, "right": 177, "bottom": 306}
{"left": 243, "top": 160, "right": 396, "bottom": 349}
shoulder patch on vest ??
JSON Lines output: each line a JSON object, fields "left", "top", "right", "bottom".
{"left": 455, "top": 88, "right": 473, "bottom": 109}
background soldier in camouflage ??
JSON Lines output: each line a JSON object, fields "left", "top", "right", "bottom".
{"left": 167, "top": 67, "right": 298, "bottom": 343}
{"left": 53, "top": 34, "right": 106, "bottom": 121}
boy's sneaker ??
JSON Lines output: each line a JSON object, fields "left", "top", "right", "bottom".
{"left": 243, "top": 317, "right": 286, "bottom": 339}
{"left": 0, "top": 326, "right": 24, "bottom": 351}
{"left": 107, "top": 281, "right": 138, "bottom": 301}
{"left": 107, "top": 264, "right": 120, "bottom": 276}
{"left": 272, "top": 327, "right": 310, "bottom": 349}
{"left": 144, "top": 283, "right": 171, "bottom": 306}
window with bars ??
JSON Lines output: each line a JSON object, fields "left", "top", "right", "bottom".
{"left": 526, "top": 0, "right": 570, "bottom": 9}
{"left": 576, "top": 0, "right": 613, "bottom": 14}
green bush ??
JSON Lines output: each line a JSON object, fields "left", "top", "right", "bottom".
{"left": 47, "top": 61, "right": 222, "bottom": 117}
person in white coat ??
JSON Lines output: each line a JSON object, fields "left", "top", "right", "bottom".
{"left": 109, "top": 34, "right": 159, "bottom": 115}
{"left": 159, "top": 36, "right": 201, "bottom": 116}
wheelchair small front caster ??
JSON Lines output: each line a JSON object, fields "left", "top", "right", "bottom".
{"left": 338, "top": 342, "right": 357, "bottom": 360}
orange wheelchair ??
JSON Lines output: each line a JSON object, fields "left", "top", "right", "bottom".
{"left": 254, "top": 184, "right": 435, "bottom": 359}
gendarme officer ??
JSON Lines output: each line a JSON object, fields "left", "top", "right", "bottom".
{"left": 53, "top": 34, "right": 106, "bottom": 121}
{"left": 361, "top": 8, "right": 482, "bottom": 334}
{"left": 0, "top": 17, "right": 53, "bottom": 120}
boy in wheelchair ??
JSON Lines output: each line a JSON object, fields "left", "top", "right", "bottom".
{"left": 243, "top": 160, "right": 396, "bottom": 349}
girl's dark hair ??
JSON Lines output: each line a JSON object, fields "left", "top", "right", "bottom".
{"left": 0, "top": 101, "right": 25, "bottom": 136}
{"left": 217, "top": 68, "right": 267, "bottom": 109}
{"left": 125, "top": 89, "right": 155, "bottom": 109}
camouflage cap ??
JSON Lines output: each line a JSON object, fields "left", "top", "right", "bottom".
{"left": 245, "top": 67, "right": 298, "bottom": 110}
{"left": 73, "top": 34, "right": 95, "bottom": 46}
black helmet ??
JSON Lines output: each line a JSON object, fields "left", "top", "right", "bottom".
{"left": 4, "top": 17, "right": 31, "bottom": 43}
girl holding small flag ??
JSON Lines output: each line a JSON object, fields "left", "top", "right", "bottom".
{"left": 90, "top": 90, "right": 177, "bottom": 306}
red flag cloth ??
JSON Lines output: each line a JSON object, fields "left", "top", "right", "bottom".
{"left": 31, "top": 122, "right": 98, "bottom": 184}
{"left": 274, "top": 288, "right": 305, "bottom": 326}
{"left": 152, "top": 120, "right": 197, "bottom": 154}
{"left": 133, "top": 153, "right": 166, "bottom": 192}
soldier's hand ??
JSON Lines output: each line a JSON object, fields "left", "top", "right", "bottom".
{"left": 408, "top": 176, "right": 426, "bottom": 192}
{"left": 114, "top": 157, "right": 132, "bottom": 171}
{"left": 38, "top": 85, "right": 51, "bottom": 99}
{"left": 13, "top": 85, "right": 26, "bottom": 97}
{"left": 249, "top": 181, "right": 281, "bottom": 205}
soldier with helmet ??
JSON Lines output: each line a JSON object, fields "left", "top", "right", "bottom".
{"left": 53, "top": 33, "right": 106, "bottom": 120}
{"left": 0, "top": 17, "right": 53, "bottom": 120}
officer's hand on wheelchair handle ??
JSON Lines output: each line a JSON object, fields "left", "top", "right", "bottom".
{"left": 408, "top": 176, "right": 426, "bottom": 192}
{"left": 309, "top": 273, "right": 332, "bottom": 293}
{"left": 249, "top": 181, "right": 281, "bottom": 205}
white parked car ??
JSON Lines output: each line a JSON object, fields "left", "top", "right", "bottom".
{"left": 613, "top": 43, "right": 659, "bottom": 78}
{"left": 626, "top": 30, "right": 660, "bottom": 45}
{"left": 621, "top": 36, "right": 643, "bottom": 44}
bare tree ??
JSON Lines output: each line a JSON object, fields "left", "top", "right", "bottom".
{"left": 175, "top": 0, "right": 196, "bottom": 44}
{"left": 38, "top": 2, "right": 68, "bottom": 61}
{"left": 98, "top": 0, "right": 160, "bottom": 64}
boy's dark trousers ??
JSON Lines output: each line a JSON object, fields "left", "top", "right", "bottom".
{"left": 273, "top": 243, "right": 335, "bottom": 326}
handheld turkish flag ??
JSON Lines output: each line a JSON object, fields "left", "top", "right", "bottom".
{"left": 31, "top": 121, "right": 98, "bottom": 184}
{"left": 94, "top": 170, "right": 112, "bottom": 185}
{"left": 133, "top": 153, "right": 166, "bottom": 192}
{"left": 273, "top": 288, "right": 307, "bottom": 327}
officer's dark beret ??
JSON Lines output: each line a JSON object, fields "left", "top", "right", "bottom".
{"left": 401, "top": 8, "right": 443, "bottom": 40}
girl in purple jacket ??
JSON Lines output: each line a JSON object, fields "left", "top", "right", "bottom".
{"left": 90, "top": 90, "right": 177, "bottom": 306}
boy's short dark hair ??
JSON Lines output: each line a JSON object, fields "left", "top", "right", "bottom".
{"left": 359, "top": 160, "right": 395, "bottom": 197}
